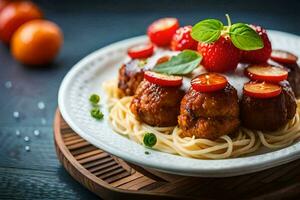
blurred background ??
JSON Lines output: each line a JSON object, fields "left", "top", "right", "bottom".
{"left": 0, "top": 0, "right": 299, "bottom": 199}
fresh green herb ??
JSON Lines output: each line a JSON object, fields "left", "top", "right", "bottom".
{"left": 143, "top": 132, "right": 157, "bottom": 148}
{"left": 229, "top": 23, "right": 264, "bottom": 50}
{"left": 90, "top": 107, "right": 104, "bottom": 120}
{"left": 89, "top": 94, "right": 104, "bottom": 120}
{"left": 191, "top": 19, "right": 223, "bottom": 43}
{"left": 191, "top": 14, "right": 263, "bottom": 51}
{"left": 145, "top": 151, "right": 150, "bottom": 155}
{"left": 152, "top": 50, "right": 202, "bottom": 75}
{"left": 138, "top": 59, "right": 147, "bottom": 68}
{"left": 89, "top": 94, "right": 100, "bottom": 104}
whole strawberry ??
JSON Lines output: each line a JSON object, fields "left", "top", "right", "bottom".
{"left": 197, "top": 36, "right": 240, "bottom": 72}
{"left": 191, "top": 15, "right": 264, "bottom": 72}
{"left": 171, "top": 26, "right": 198, "bottom": 51}
{"left": 241, "top": 25, "right": 272, "bottom": 64}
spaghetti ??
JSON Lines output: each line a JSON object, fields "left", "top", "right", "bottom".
{"left": 103, "top": 80, "right": 300, "bottom": 159}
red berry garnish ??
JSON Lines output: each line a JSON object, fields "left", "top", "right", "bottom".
{"left": 197, "top": 36, "right": 240, "bottom": 72}
{"left": 245, "top": 65, "right": 288, "bottom": 83}
{"left": 171, "top": 26, "right": 198, "bottom": 51}
{"left": 144, "top": 71, "right": 183, "bottom": 87}
{"left": 243, "top": 82, "right": 282, "bottom": 99}
{"left": 241, "top": 25, "right": 272, "bottom": 64}
{"left": 270, "top": 50, "right": 298, "bottom": 64}
{"left": 127, "top": 43, "right": 154, "bottom": 59}
{"left": 191, "top": 73, "right": 228, "bottom": 92}
{"left": 147, "top": 18, "right": 179, "bottom": 47}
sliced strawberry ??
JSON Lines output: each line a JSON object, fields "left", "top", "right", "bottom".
{"left": 147, "top": 18, "right": 179, "bottom": 47}
{"left": 191, "top": 73, "right": 228, "bottom": 92}
{"left": 245, "top": 65, "right": 288, "bottom": 83}
{"left": 144, "top": 71, "right": 182, "bottom": 87}
{"left": 241, "top": 25, "right": 272, "bottom": 64}
{"left": 270, "top": 50, "right": 298, "bottom": 64}
{"left": 197, "top": 36, "right": 240, "bottom": 72}
{"left": 243, "top": 82, "right": 282, "bottom": 99}
{"left": 127, "top": 43, "right": 154, "bottom": 59}
{"left": 171, "top": 26, "right": 198, "bottom": 51}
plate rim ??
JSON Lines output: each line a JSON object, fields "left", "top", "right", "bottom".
{"left": 58, "top": 30, "right": 300, "bottom": 177}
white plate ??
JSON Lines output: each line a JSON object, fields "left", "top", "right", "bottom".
{"left": 58, "top": 31, "right": 300, "bottom": 177}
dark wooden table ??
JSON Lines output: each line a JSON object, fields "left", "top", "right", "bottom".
{"left": 0, "top": 0, "right": 300, "bottom": 199}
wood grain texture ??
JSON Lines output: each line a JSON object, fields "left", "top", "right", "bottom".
{"left": 55, "top": 110, "right": 300, "bottom": 199}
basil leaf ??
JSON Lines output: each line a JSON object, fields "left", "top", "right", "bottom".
{"left": 229, "top": 23, "right": 264, "bottom": 50}
{"left": 152, "top": 50, "right": 202, "bottom": 75}
{"left": 191, "top": 19, "right": 223, "bottom": 43}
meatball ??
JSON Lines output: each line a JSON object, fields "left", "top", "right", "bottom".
{"left": 284, "top": 63, "right": 300, "bottom": 98}
{"left": 240, "top": 81, "right": 297, "bottom": 131}
{"left": 118, "top": 60, "right": 144, "bottom": 96}
{"left": 178, "top": 84, "right": 240, "bottom": 140}
{"left": 130, "top": 80, "right": 185, "bottom": 127}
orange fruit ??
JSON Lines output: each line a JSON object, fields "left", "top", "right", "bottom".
{"left": 11, "top": 19, "right": 63, "bottom": 66}
{"left": 0, "top": 1, "right": 43, "bottom": 43}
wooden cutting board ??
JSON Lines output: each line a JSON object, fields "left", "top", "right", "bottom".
{"left": 53, "top": 109, "right": 300, "bottom": 199}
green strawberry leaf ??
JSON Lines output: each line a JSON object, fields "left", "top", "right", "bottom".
{"left": 229, "top": 23, "right": 264, "bottom": 50}
{"left": 191, "top": 19, "right": 224, "bottom": 43}
{"left": 152, "top": 50, "right": 202, "bottom": 75}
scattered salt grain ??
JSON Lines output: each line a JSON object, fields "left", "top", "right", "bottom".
{"left": 37, "top": 101, "right": 45, "bottom": 110}
{"left": 4, "top": 81, "right": 12, "bottom": 89}
{"left": 13, "top": 111, "right": 20, "bottom": 119}
{"left": 24, "top": 136, "right": 30, "bottom": 142}
{"left": 15, "top": 130, "right": 21, "bottom": 136}
{"left": 41, "top": 118, "right": 47, "bottom": 125}
{"left": 33, "top": 129, "right": 40, "bottom": 136}
{"left": 25, "top": 146, "right": 30, "bottom": 151}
